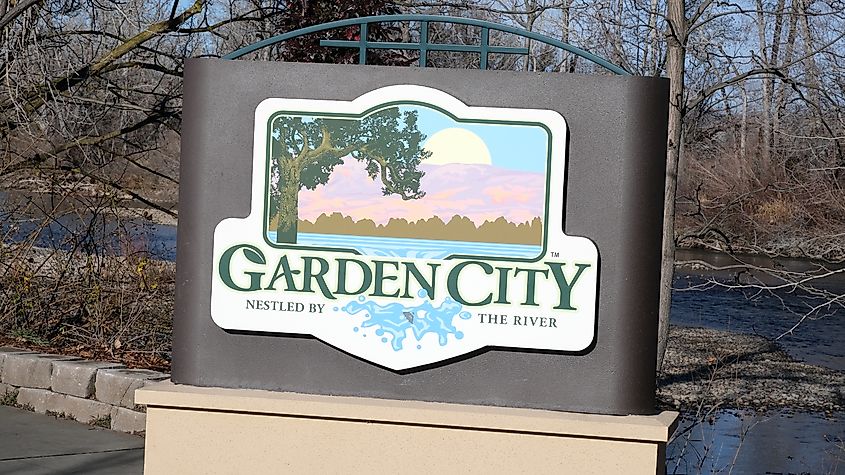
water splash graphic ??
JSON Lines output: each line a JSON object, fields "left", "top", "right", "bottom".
{"left": 342, "top": 290, "right": 472, "bottom": 351}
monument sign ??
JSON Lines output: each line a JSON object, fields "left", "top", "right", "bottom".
{"left": 138, "top": 15, "right": 677, "bottom": 475}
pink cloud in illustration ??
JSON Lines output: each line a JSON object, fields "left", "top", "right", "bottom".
{"left": 298, "top": 160, "right": 545, "bottom": 225}
{"left": 483, "top": 184, "right": 538, "bottom": 204}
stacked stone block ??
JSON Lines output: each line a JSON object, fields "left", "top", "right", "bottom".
{"left": 0, "top": 346, "right": 169, "bottom": 434}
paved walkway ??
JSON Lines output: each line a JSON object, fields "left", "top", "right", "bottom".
{"left": 0, "top": 405, "right": 144, "bottom": 474}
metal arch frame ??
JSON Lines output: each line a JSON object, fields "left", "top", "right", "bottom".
{"left": 222, "top": 14, "right": 629, "bottom": 75}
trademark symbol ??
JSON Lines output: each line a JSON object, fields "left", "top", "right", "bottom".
{"left": 550, "top": 251, "right": 560, "bottom": 258}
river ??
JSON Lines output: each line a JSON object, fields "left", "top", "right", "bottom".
{"left": 669, "top": 249, "right": 843, "bottom": 473}
{"left": 6, "top": 210, "right": 841, "bottom": 374}
{"left": 673, "top": 249, "right": 844, "bottom": 372}
{"left": 667, "top": 410, "right": 843, "bottom": 473}
{"left": 1, "top": 197, "right": 843, "bottom": 472}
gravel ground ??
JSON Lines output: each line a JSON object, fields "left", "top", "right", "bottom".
{"left": 658, "top": 326, "right": 845, "bottom": 413}
{"left": 114, "top": 206, "right": 176, "bottom": 226}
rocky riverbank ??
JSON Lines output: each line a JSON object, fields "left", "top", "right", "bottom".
{"left": 3, "top": 321, "right": 842, "bottom": 415}
{"left": 658, "top": 326, "right": 844, "bottom": 414}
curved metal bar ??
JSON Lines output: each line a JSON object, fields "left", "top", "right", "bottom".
{"left": 222, "top": 14, "right": 629, "bottom": 75}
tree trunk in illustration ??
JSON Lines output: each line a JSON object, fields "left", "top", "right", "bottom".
{"left": 269, "top": 109, "right": 429, "bottom": 245}
{"left": 276, "top": 158, "right": 300, "bottom": 244}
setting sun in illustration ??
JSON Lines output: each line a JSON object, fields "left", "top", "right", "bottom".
{"left": 423, "top": 128, "right": 492, "bottom": 165}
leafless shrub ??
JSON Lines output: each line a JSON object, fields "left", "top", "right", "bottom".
{"left": 0, "top": 189, "right": 174, "bottom": 369}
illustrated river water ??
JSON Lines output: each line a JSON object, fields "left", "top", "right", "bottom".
{"left": 340, "top": 290, "right": 472, "bottom": 351}
{"left": 267, "top": 231, "right": 541, "bottom": 259}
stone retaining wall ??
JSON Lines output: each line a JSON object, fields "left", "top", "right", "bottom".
{"left": 0, "top": 346, "right": 168, "bottom": 434}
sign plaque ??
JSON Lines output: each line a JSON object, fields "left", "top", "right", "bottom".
{"left": 211, "top": 85, "right": 599, "bottom": 370}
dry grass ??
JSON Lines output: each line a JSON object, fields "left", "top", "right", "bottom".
{"left": 676, "top": 127, "right": 845, "bottom": 261}
{"left": 0, "top": 199, "right": 175, "bottom": 370}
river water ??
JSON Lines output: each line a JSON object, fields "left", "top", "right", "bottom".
{"left": 7, "top": 209, "right": 840, "bottom": 371}
{"left": 0, "top": 194, "right": 177, "bottom": 261}
{"left": 672, "top": 249, "right": 844, "bottom": 372}
{"left": 2, "top": 198, "right": 843, "bottom": 472}
{"left": 668, "top": 410, "right": 843, "bottom": 474}
{"left": 668, "top": 249, "right": 844, "bottom": 473}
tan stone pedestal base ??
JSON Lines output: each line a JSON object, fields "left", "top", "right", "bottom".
{"left": 136, "top": 381, "right": 677, "bottom": 474}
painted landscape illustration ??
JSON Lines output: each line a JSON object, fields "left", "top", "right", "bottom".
{"left": 265, "top": 104, "right": 550, "bottom": 259}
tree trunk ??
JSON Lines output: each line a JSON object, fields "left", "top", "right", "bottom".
{"left": 525, "top": 0, "right": 538, "bottom": 71}
{"left": 560, "top": 0, "right": 572, "bottom": 72}
{"left": 741, "top": 83, "right": 749, "bottom": 163}
{"left": 769, "top": 0, "right": 786, "bottom": 153}
{"left": 647, "top": 0, "right": 660, "bottom": 74}
{"left": 756, "top": 0, "right": 772, "bottom": 177}
{"left": 657, "top": 0, "right": 687, "bottom": 371}
{"left": 774, "top": 3, "right": 799, "bottom": 150}
{"left": 275, "top": 159, "right": 300, "bottom": 244}
{"left": 798, "top": 0, "right": 821, "bottom": 132}
{"left": 614, "top": 0, "right": 625, "bottom": 67}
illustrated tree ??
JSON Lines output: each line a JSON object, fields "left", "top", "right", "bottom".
{"left": 269, "top": 107, "right": 430, "bottom": 243}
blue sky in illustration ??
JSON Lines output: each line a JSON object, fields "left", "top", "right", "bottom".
{"left": 399, "top": 106, "right": 550, "bottom": 174}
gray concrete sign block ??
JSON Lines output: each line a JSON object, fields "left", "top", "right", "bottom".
{"left": 110, "top": 407, "right": 146, "bottom": 434}
{"left": 1, "top": 354, "right": 80, "bottom": 389}
{"left": 51, "top": 360, "right": 125, "bottom": 398}
{"left": 95, "top": 369, "right": 169, "bottom": 410}
{"left": 16, "top": 387, "right": 55, "bottom": 413}
{"left": 172, "top": 59, "right": 669, "bottom": 415}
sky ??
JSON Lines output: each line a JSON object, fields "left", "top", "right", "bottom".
{"left": 279, "top": 103, "right": 552, "bottom": 225}
{"left": 400, "top": 105, "right": 550, "bottom": 174}
{"left": 298, "top": 161, "right": 546, "bottom": 225}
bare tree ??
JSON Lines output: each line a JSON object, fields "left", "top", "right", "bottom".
{"left": 1, "top": 0, "right": 842, "bottom": 375}
{"left": 0, "top": 0, "right": 405, "bottom": 362}
{"left": 358, "top": 1, "right": 844, "bottom": 371}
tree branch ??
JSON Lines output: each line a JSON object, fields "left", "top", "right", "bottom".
{"left": 7, "top": 0, "right": 204, "bottom": 120}
{"left": 0, "top": 0, "right": 39, "bottom": 30}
